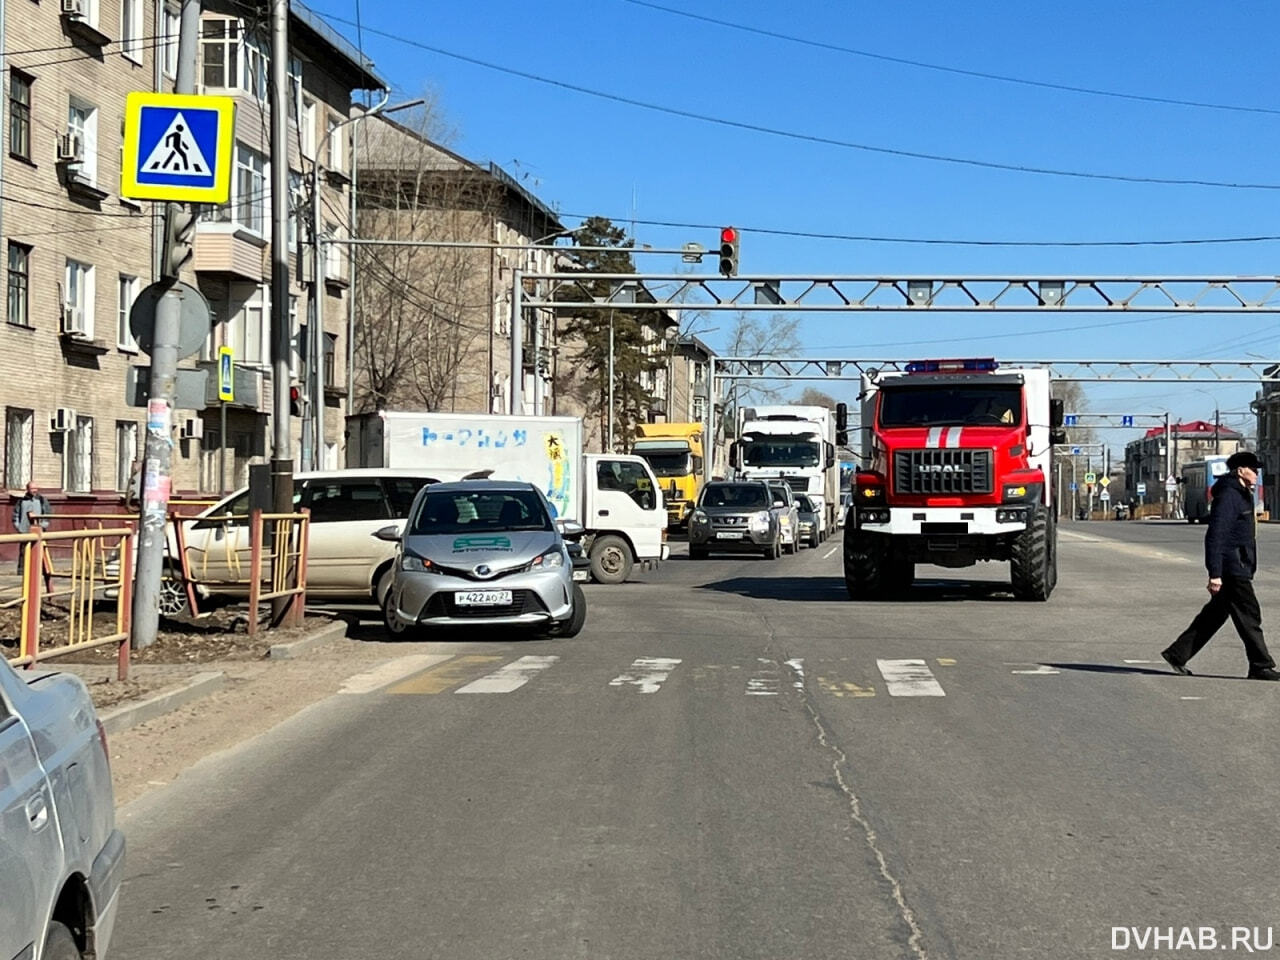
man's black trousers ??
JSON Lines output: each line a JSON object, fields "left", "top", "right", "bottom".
{"left": 1166, "top": 576, "right": 1276, "bottom": 670}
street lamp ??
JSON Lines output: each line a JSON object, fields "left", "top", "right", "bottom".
{"left": 308, "top": 96, "right": 423, "bottom": 469}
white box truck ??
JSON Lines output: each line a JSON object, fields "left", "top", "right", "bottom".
{"left": 731, "top": 405, "right": 840, "bottom": 537}
{"left": 347, "top": 411, "right": 669, "bottom": 583}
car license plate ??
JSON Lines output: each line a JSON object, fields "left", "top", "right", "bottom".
{"left": 454, "top": 590, "right": 513, "bottom": 607}
{"left": 715, "top": 531, "right": 743, "bottom": 540}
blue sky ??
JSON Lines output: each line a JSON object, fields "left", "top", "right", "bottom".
{"left": 306, "top": 0, "right": 1280, "bottom": 447}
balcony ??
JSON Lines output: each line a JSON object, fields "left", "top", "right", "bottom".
{"left": 193, "top": 228, "right": 268, "bottom": 282}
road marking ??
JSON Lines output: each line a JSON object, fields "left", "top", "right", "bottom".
{"left": 818, "top": 675, "right": 875, "bottom": 698}
{"left": 876, "top": 658, "right": 946, "bottom": 696}
{"left": 747, "top": 657, "right": 780, "bottom": 695}
{"left": 609, "top": 657, "right": 682, "bottom": 693}
{"left": 339, "top": 654, "right": 454, "bottom": 694}
{"left": 1180, "top": 696, "right": 1205, "bottom": 701}
{"left": 455, "top": 655, "right": 560, "bottom": 694}
{"left": 786, "top": 658, "right": 805, "bottom": 690}
{"left": 822, "top": 546, "right": 839, "bottom": 559}
{"left": 388, "top": 655, "right": 504, "bottom": 695}
{"left": 1010, "top": 665, "right": 1060, "bottom": 676}
{"left": 1123, "top": 659, "right": 1156, "bottom": 664}
{"left": 936, "top": 657, "right": 957, "bottom": 667}
{"left": 1057, "top": 529, "right": 1195, "bottom": 565}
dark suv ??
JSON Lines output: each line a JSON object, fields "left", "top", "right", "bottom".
{"left": 687, "top": 481, "right": 782, "bottom": 560}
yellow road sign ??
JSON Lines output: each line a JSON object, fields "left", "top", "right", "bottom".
{"left": 1098, "top": 476, "right": 1110, "bottom": 487}
{"left": 122, "top": 92, "right": 235, "bottom": 203}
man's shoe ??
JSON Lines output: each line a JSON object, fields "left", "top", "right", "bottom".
{"left": 1247, "top": 667, "right": 1280, "bottom": 681}
{"left": 1161, "top": 651, "right": 1193, "bottom": 676}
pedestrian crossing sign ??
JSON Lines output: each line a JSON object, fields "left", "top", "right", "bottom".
{"left": 121, "top": 92, "right": 235, "bottom": 203}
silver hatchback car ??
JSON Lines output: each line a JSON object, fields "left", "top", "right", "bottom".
{"left": 380, "top": 481, "right": 587, "bottom": 639}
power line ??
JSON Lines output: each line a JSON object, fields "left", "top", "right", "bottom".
{"left": 623, "top": 0, "right": 1280, "bottom": 118}
{"left": 308, "top": 11, "right": 1280, "bottom": 192}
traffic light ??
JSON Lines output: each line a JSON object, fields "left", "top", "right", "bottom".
{"left": 161, "top": 205, "right": 197, "bottom": 280}
{"left": 718, "top": 226, "right": 739, "bottom": 277}
{"left": 836, "top": 402, "right": 849, "bottom": 447}
{"left": 290, "top": 385, "right": 302, "bottom": 417}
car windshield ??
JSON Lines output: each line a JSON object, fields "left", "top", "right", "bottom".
{"left": 879, "top": 384, "right": 1023, "bottom": 427}
{"left": 795, "top": 495, "right": 814, "bottom": 512}
{"left": 411, "top": 488, "right": 551, "bottom": 536}
{"left": 701, "top": 485, "right": 768, "bottom": 509}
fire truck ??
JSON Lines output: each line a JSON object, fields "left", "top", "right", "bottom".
{"left": 843, "top": 358, "right": 1066, "bottom": 601}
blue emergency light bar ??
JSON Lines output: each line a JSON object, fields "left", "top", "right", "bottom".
{"left": 905, "top": 358, "right": 999, "bottom": 374}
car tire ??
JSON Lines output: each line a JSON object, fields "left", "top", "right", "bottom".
{"left": 43, "top": 922, "right": 81, "bottom": 960}
{"left": 809, "top": 530, "right": 821, "bottom": 549}
{"left": 1011, "top": 506, "right": 1053, "bottom": 601}
{"left": 158, "top": 568, "right": 191, "bottom": 618}
{"left": 547, "top": 584, "right": 588, "bottom": 638}
{"left": 382, "top": 588, "right": 422, "bottom": 641}
{"left": 785, "top": 539, "right": 798, "bottom": 555}
{"left": 763, "top": 539, "right": 781, "bottom": 560}
{"left": 372, "top": 563, "right": 395, "bottom": 606}
{"left": 589, "top": 535, "right": 633, "bottom": 585}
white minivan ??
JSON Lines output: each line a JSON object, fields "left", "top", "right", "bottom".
{"left": 118, "top": 469, "right": 446, "bottom": 615}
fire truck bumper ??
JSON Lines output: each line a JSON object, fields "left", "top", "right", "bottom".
{"left": 854, "top": 505, "right": 1033, "bottom": 536}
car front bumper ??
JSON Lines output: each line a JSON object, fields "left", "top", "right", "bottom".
{"left": 389, "top": 567, "right": 574, "bottom": 629}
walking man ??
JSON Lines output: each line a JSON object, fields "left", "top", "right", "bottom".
{"left": 12, "top": 482, "right": 50, "bottom": 576}
{"left": 1162, "top": 450, "right": 1280, "bottom": 680}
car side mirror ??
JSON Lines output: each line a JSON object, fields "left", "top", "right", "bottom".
{"left": 373, "top": 524, "right": 402, "bottom": 542}
{"left": 557, "top": 518, "right": 584, "bottom": 539}
{"left": 773, "top": 500, "right": 785, "bottom": 508}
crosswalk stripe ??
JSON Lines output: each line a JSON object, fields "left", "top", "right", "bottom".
{"left": 610, "top": 657, "right": 682, "bottom": 693}
{"left": 746, "top": 657, "right": 781, "bottom": 696}
{"left": 388, "top": 655, "right": 504, "bottom": 695}
{"left": 455, "top": 655, "right": 560, "bottom": 694}
{"left": 785, "top": 658, "right": 805, "bottom": 690}
{"left": 340, "top": 655, "right": 454, "bottom": 695}
{"left": 876, "top": 658, "right": 946, "bottom": 697}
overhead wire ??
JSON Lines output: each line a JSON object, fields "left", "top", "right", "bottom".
{"left": 306, "top": 11, "right": 1280, "bottom": 192}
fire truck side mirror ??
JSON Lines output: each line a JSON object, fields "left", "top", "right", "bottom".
{"left": 729, "top": 441, "right": 741, "bottom": 469}
{"left": 836, "top": 402, "right": 848, "bottom": 431}
{"left": 1049, "top": 398, "right": 1065, "bottom": 429}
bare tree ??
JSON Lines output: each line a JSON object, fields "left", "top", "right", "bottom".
{"left": 719, "top": 312, "right": 801, "bottom": 432}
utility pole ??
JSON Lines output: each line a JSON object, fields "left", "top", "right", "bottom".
{"left": 607, "top": 311, "right": 615, "bottom": 452}
{"left": 132, "top": 0, "right": 199, "bottom": 649}
{"left": 268, "top": 0, "right": 294, "bottom": 622}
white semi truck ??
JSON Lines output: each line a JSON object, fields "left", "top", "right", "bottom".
{"left": 347, "top": 411, "right": 669, "bottom": 584}
{"left": 730, "top": 405, "right": 840, "bottom": 538}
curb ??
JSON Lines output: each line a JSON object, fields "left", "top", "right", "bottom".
{"left": 99, "top": 671, "right": 225, "bottom": 735}
{"left": 268, "top": 618, "right": 349, "bottom": 660}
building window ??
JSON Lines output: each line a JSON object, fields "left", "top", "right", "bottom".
{"left": 7, "top": 242, "right": 30, "bottom": 327}
{"left": 324, "top": 332, "right": 336, "bottom": 388}
{"left": 5, "top": 408, "right": 33, "bottom": 489}
{"left": 120, "top": 0, "right": 143, "bottom": 63}
{"left": 326, "top": 116, "right": 342, "bottom": 172}
{"left": 207, "top": 143, "right": 266, "bottom": 235}
{"left": 230, "top": 288, "right": 266, "bottom": 366}
{"left": 66, "top": 415, "right": 94, "bottom": 494}
{"left": 692, "top": 397, "right": 706, "bottom": 422}
{"left": 162, "top": 7, "right": 180, "bottom": 78}
{"left": 201, "top": 17, "right": 240, "bottom": 90}
{"left": 288, "top": 297, "right": 300, "bottom": 378}
{"left": 117, "top": 274, "right": 139, "bottom": 350}
{"left": 115, "top": 421, "right": 137, "bottom": 492}
{"left": 9, "top": 70, "right": 32, "bottom": 162}
{"left": 287, "top": 170, "right": 303, "bottom": 250}
{"left": 324, "top": 222, "right": 342, "bottom": 279}
{"left": 63, "top": 259, "right": 94, "bottom": 339}
{"left": 300, "top": 96, "right": 316, "bottom": 157}
{"left": 67, "top": 99, "right": 98, "bottom": 187}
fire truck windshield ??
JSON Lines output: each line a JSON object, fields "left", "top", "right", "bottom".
{"left": 741, "top": 436, "right": 821, "bottom": 467}
{"left": 880, "top": 384, "right": 1023, "bottom": 428}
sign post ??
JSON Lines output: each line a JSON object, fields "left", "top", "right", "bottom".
{"left": 218, "top": 345, "right": 234, "bottom": 493}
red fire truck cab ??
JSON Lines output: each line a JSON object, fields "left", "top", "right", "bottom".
{"left": 843, "top": 359, "right": 1066, "bottom": 601}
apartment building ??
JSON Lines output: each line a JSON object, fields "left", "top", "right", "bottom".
{"left": 1123, "top": 419, "right": 1242, "bottom": 509}
{"left": 0, "top": 0, "right": 381, "bottom": 527}
{"left": 351, "top": 111, "right": 563, "bottom": 420}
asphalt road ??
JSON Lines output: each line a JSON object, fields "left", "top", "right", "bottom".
{"left": 113, "top": 520, "right": 1280, "bottom": 959}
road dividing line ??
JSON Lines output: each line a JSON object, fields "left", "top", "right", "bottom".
{"left": 936, "top": 657, "right": 957, "bottom": 667}
{"left": 876, "top": 658, "right": 946, "bottom": 697}
{"left": 1180, "top": 696, "right": 1205, "bottom": 701}
{"left": 339, "top": 655, "right": 454, "bottom": 695}
{"left": 455, "top": 655, "right": 560, "bottom": 694}
{"left": 1123, "top": 659, "right": 1156, "bottom": 664}
{"left": 388, "top": 655, "right": 504, "bottom": 695}
{"left": 818, "top": 676, "right": 875, "bottom": 698}
{"left": 1010, "top": 665, "right": 1060, "bottom": 676}
{"left": 822, "top": 546, "right": 839, "bottom": 560}
{"left": 609, "top": 657, "right": 682, "bottom": 693}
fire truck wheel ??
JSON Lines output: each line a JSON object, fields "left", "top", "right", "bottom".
{"left": 1011, "top": 507, "right": 1053, "bottom": 601}
{"left": 843, "top": 534, "right": 886, "bottom": 599}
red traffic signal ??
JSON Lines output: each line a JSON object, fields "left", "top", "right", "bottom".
{"left": 718, "top": 226, "right": 739, "bottom": 277}
{"left": 289, "top": 385, "right": 302, "bottom": 417}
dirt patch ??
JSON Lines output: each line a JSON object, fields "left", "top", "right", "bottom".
{"left": 85, "top": 675, "right": 159, "bottom": 710}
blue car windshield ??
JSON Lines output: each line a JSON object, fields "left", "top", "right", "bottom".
{"left": 412, "top": 489, "right": 551, "bottom": 536}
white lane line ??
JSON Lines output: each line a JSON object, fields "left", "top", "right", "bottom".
{"left": 822, "top": 546, "right": 839, "bottom": 559}
{"left": 455, "top": 655, "right": 559, "bottom": 694}
{"left": 876, "top": 658, "right": 946, "bottom": 697}
{"left": 610, "top": 657, "right": 682, "bottom": 693}
{"left": 747, "top": 657, "right": 779, "bottom": 696}
{"left": 339, "top": 654, "right": 453, "bottom": 694}
{"left": 1180, "top": 696, "right": 1205, "bottom": 701}
{"left": 1010, "top": 665, "right": 1060, "bottom": 676}
{"left": 786, "top": 658, "right": 806, "bottom": 690}
{"left": 1123, "top": 659, "right": 1156, "bottom": 664}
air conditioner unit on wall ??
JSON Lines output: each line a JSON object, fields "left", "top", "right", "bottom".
{"left": 181, "top": 418, "right": 204, "bottom": 441}
{"left": 57, "top": 130, "right": 83, "bottom": 163}
{"left": 51, "top": 408, "right": 76, "bottom": 432}
{"left": 60, "top": 0, "right": 85, "bottom": 18}
{"left": 60, "top": 305, "right": 89, "bottom": 340}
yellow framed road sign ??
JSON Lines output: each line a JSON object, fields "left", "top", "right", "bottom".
{"left": 121, "top": 92, "right": 236, "bottom": 203}
{"left": 217, "top": 346, "right": 235, "bottom": 403}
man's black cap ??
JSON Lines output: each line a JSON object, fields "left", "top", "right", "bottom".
{"left": 1227, "top": 450, "right": 1262, "bottom": 471}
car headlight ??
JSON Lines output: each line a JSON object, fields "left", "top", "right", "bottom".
{"left": 690, "top": 509, "right": 708, "bottom": 525}
{"left": 1002, "top": 481, "right": 1043, "bottom": 504}
{"left": 530, "top": 548, "right": 565, "bottom": 570}
{"left": 748, "top": 510, "right": 771, "bottom": 532}
{"left": 400, "top": 554, "right": 437, "bottom": 573}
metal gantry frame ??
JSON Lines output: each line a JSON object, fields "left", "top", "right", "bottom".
{"left": 513, "top": 270, "right": 1280, "bottom": 485}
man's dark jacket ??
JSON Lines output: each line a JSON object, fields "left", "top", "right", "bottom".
{"left": 1205, "top": 473, "right": 1257, "bottom": 579}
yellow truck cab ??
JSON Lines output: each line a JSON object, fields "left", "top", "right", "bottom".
{"left": 633, "top": 423, "right": 704, "bottom": 528}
